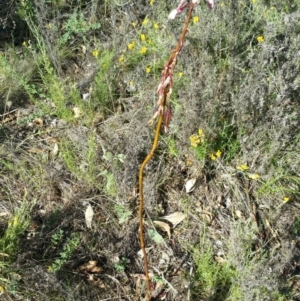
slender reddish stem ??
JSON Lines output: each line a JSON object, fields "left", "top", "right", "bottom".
{"left": 138, "top": 4, "right": 195, "bottom": 300}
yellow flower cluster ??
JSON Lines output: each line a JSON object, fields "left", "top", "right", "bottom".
{"left": 193, "top": 16, "right": 199, "bottom": 24}
{"left": 142, "top": 18, "right": 149, "bottom": 26}
{"left": 236, "top": 164, "right": 260, "bottom": 180}
{"left": 236, "top": 164, "right": 249, "bottom": 171}
{"left": 210, "top": 150, "right": 222, "bottom": 161}
{"left": 118, "top": 54, "right": 124, "bottom": 63}
{"left": 92, "top": 49, "right": 99, "bottom": 57}
{"left": 257, "top": 36, "right": 264, "bottom": 43}
{"left": 140, "top": 46, "right": 147, "bottom": 54}
{"left": 119, "top": 18, "right": 160, "bottom": 67}
{"left": 190, "top": 128, "right": 205, "bottom": 147}
{"left": 127, "top": 41, "right": 135, "bottom": 50}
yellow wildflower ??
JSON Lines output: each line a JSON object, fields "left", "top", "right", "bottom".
{"left": 210, "top": 153, "right": 217, "bottom": 161}
{"left": 257, "top": 36, "right": 264, "bottom": 43}
{"left": 248, "top": 173, "right": 259, "bottom": 180}
{"left": 150, "top": 0, "right": 155, "bottom": 5}
{"left": 252, "top": 0, "right": 257, "bottom": 3}
{"left": 190, "top": 134, "right": 201, "bottom": 147}
{"left": 146, "top": 67, "right": 151, "bottom": 73}
{"left": 193, "top": 16, "right": 199, "bottom": 23}
{"left": 118, "top": 54, "right": 124, "bottom": 63}
{"left": 127, "top": 41, "right": 135, "bottom": 50}
{"left": 140, "top": 34, "right": 146, "bottom": 41}
{"left": 142, "top": 18, "right": 149, "bottom": 25}
{"left": 0, "top": 285, "right": 4, "bottom": 293}
{"left": 283, "top": 197, "right": 290, "bottom": 202}
{"left": 13, "top": 216, "right": 18, "bottom": 227}
{"left": 22, "top": 41, "right": 27, "bottom": 47}
{"left": 178, "top": 72, "right": 183, "bottom": 77}
{"left": 236, "top": 164, "right": 249, "bottom": 171}
{"left": 132, "top": 22, "right": 137, "bottom": 27}
{"left": 140, "top": 46, "right": 147, "bottom": 54}
{"left": 92, "top": 49, "right": 99, "bottom": 57}
{"left": 215, "top": 150, "right": 222, "bottom": 158}
{"left": 129, "top": 80, "right": 134, "bottom": 86}
{"left": 154, "top": 22, "right": 159, "bottom": 29}
{"left": 198, "top": 128, "right": 204, "bottom": 137}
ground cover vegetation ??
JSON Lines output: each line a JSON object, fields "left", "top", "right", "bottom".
{"left": 0, "top": 0, "right": 299, "bottom": 300}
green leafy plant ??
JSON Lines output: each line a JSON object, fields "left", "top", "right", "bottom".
{"left": 114, "top": 257, "right": 127, "bottom": 273}
{"left": 0, "top": 191, "right": 33, "bottom": 257}
{"left": 115, "top": 204, "right": 132, "bottom": 224}
{"left": 51, "top": 229, "right": 64, "bottom": 246}
{"left": 100, "top": 170, "right": 117, "bottom": 197}
{"left": 59, "top": 9, "right": 101, "bottom": 45}
{"left": 92, "top": 48, "right": 116, "bottom": 115}
{"left": 50, "top": 233, "right": 80, "bottom": 273}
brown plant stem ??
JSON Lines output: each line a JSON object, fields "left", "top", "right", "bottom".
{"left": 138, "top": 3, "right": 195, "bottom": 300}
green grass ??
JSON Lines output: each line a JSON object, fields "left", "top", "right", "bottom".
{"left": 49, "top": 232, "right": 80, "bottom": 273}
{"left": 59, "top": 133, "right": 99, "bottom": 187}
{"left": 0, "top": 189, "right": 34, "bottom": 294}
{"left": 190, "top": 234, "right": 242, "bottom": 301}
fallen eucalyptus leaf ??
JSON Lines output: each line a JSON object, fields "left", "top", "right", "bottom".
{"left": 185, "top": 178, "right": 196, "bottom": 193}
{"left": 161, "top": 212, "right": 186, "bottom": 228}
{"left": 235, "top": 209, "right": 242, "bottom": 219}
{"left": 154, "top": 221, "right": 171, "bottom": 239}
{"left": 0, "top": 212, "right": 9, "bottom": 217}
{"left": 79, "top": 260, "right": 102, "bottom": 273}
{"left": 85, "top": 204, "right": 94, "bottom": 229}
{"left": 52, "top": 143, "right": 59, "bottom": 156}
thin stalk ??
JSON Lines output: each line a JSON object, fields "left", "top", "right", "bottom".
{"left": 138, "top": 4, "right": 195, "bottom": 300}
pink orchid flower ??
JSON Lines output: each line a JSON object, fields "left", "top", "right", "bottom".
{"left": 168, "top": 0, "right": 214, "bottom": 20}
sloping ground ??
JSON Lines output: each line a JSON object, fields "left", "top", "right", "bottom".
{"left": 0, "top": 1, "right": 300, "bottom": 300}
